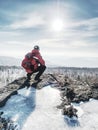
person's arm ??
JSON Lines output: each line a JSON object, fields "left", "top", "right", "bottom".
{"left": 32, "top": 50, "right": 45, "bottom": 65}
{"left": 37, "top": 55, "right": 45, "bottom": 65}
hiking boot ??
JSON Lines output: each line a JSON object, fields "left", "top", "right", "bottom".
{"left": 27, "top": 73, "right": 32, "bottom": 80}
{"left": 37, "top": 78, "right": 42, "bottom": 82}
{"left": 34, "top": 78, "right": 42, "bottom": 83}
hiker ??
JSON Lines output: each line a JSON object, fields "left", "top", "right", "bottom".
{"left": 21, "top": 45, "right": 46, "bottom": 82}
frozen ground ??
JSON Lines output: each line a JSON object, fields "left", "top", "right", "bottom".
{"left": 0, "top": 85, "right": 98, "bottom": 130}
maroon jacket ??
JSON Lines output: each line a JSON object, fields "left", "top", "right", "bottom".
{"left": 21, "top": 54, "right": 38, "bottom": 73}
{"left": 31, "top": 49, "right": 45, "bottom": 65}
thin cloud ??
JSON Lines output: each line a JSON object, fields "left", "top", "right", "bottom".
{"left": 10, "top": 12, "right": 45, "bottom": 29}
{"left": 74, "top": 17, "right": 98, "bottom": 30}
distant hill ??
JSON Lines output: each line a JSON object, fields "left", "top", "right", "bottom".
{"left": 45, "top": 60, "right": 58, "bottom": 67}
{"left": 0, "top": 56, "right": 57, "bottom": 67}
{"left": 0, "top": 56, "right": 21, "bottom": 66}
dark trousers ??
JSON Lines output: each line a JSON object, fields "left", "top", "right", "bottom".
{"left": 27, "top": 65, "right": 46, "bottom": 80}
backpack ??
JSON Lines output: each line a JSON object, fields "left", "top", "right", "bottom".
{"left": 22, "top": 52, "right": 39, "bottom": 71}
{"left": 25, "top": 52, "right": 32, "bottom": 59}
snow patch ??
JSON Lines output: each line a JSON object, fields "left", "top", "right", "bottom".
{"left": 0, "top": 86, "right": 98, "bottom": 130}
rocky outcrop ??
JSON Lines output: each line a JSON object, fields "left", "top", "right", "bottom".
{"left": 62, "top": 105, "right": 78, "bottom": 118}
{"left": 47, "top": 73, "right": 98, "bottom": 102}
{"left": 0, "top": 77, "right": 27, "bottom": 107}
{"left": 52, "top": 73, "right": 98, "bottom": 117}
{"left": 0, "top": 74, "right": 54, "bottom": 107}
{"left": 0, "top": 72, "right": 98, "bottom": 118}
{"left": 0, "top": 112, "right": 18, "bottom": 129}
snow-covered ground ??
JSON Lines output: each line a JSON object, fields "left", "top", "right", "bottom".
{"left": 0, "top": 85, "right": 98, "bottom": 130}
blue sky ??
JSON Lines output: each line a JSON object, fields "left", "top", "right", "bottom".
{"left": 0, "top": 0, "right": 98, "bottom": 67}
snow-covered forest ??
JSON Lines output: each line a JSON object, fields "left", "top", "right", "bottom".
{"left": 47, "top": 67, "right": 98, "bottom": 84}
{"left": 0, "top": 66, "right": 25, "bottom": 87}
{"left": 0, "top": 66, "right": 98, "bottom": 88}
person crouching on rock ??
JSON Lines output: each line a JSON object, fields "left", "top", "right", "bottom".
{"left": 21, "top": 45, "right": 46, "bottom": 82}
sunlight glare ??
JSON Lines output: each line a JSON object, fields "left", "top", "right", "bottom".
{"left": 52, "top": 18, "right": 64, "bottom": 32}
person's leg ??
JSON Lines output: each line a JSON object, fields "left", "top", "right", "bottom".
{"left": 34, "top": 65, "right": 46, "bottom": 80}
{"left": 27, "top": 73, "right": 33, "bottom": 80}
{"left": 26, "top": 65, "right": 34, "bottom": 80}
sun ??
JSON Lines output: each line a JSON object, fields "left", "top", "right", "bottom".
{"left": 51, "top": 18, "right": 64, "bottom": 32}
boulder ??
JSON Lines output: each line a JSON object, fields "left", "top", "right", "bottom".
{"left": 62, "top": 105, "right": 78, "bottom": 118}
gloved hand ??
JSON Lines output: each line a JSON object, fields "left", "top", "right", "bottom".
{"left": 30, "top": 65, "right": 34, "bottom": 71}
